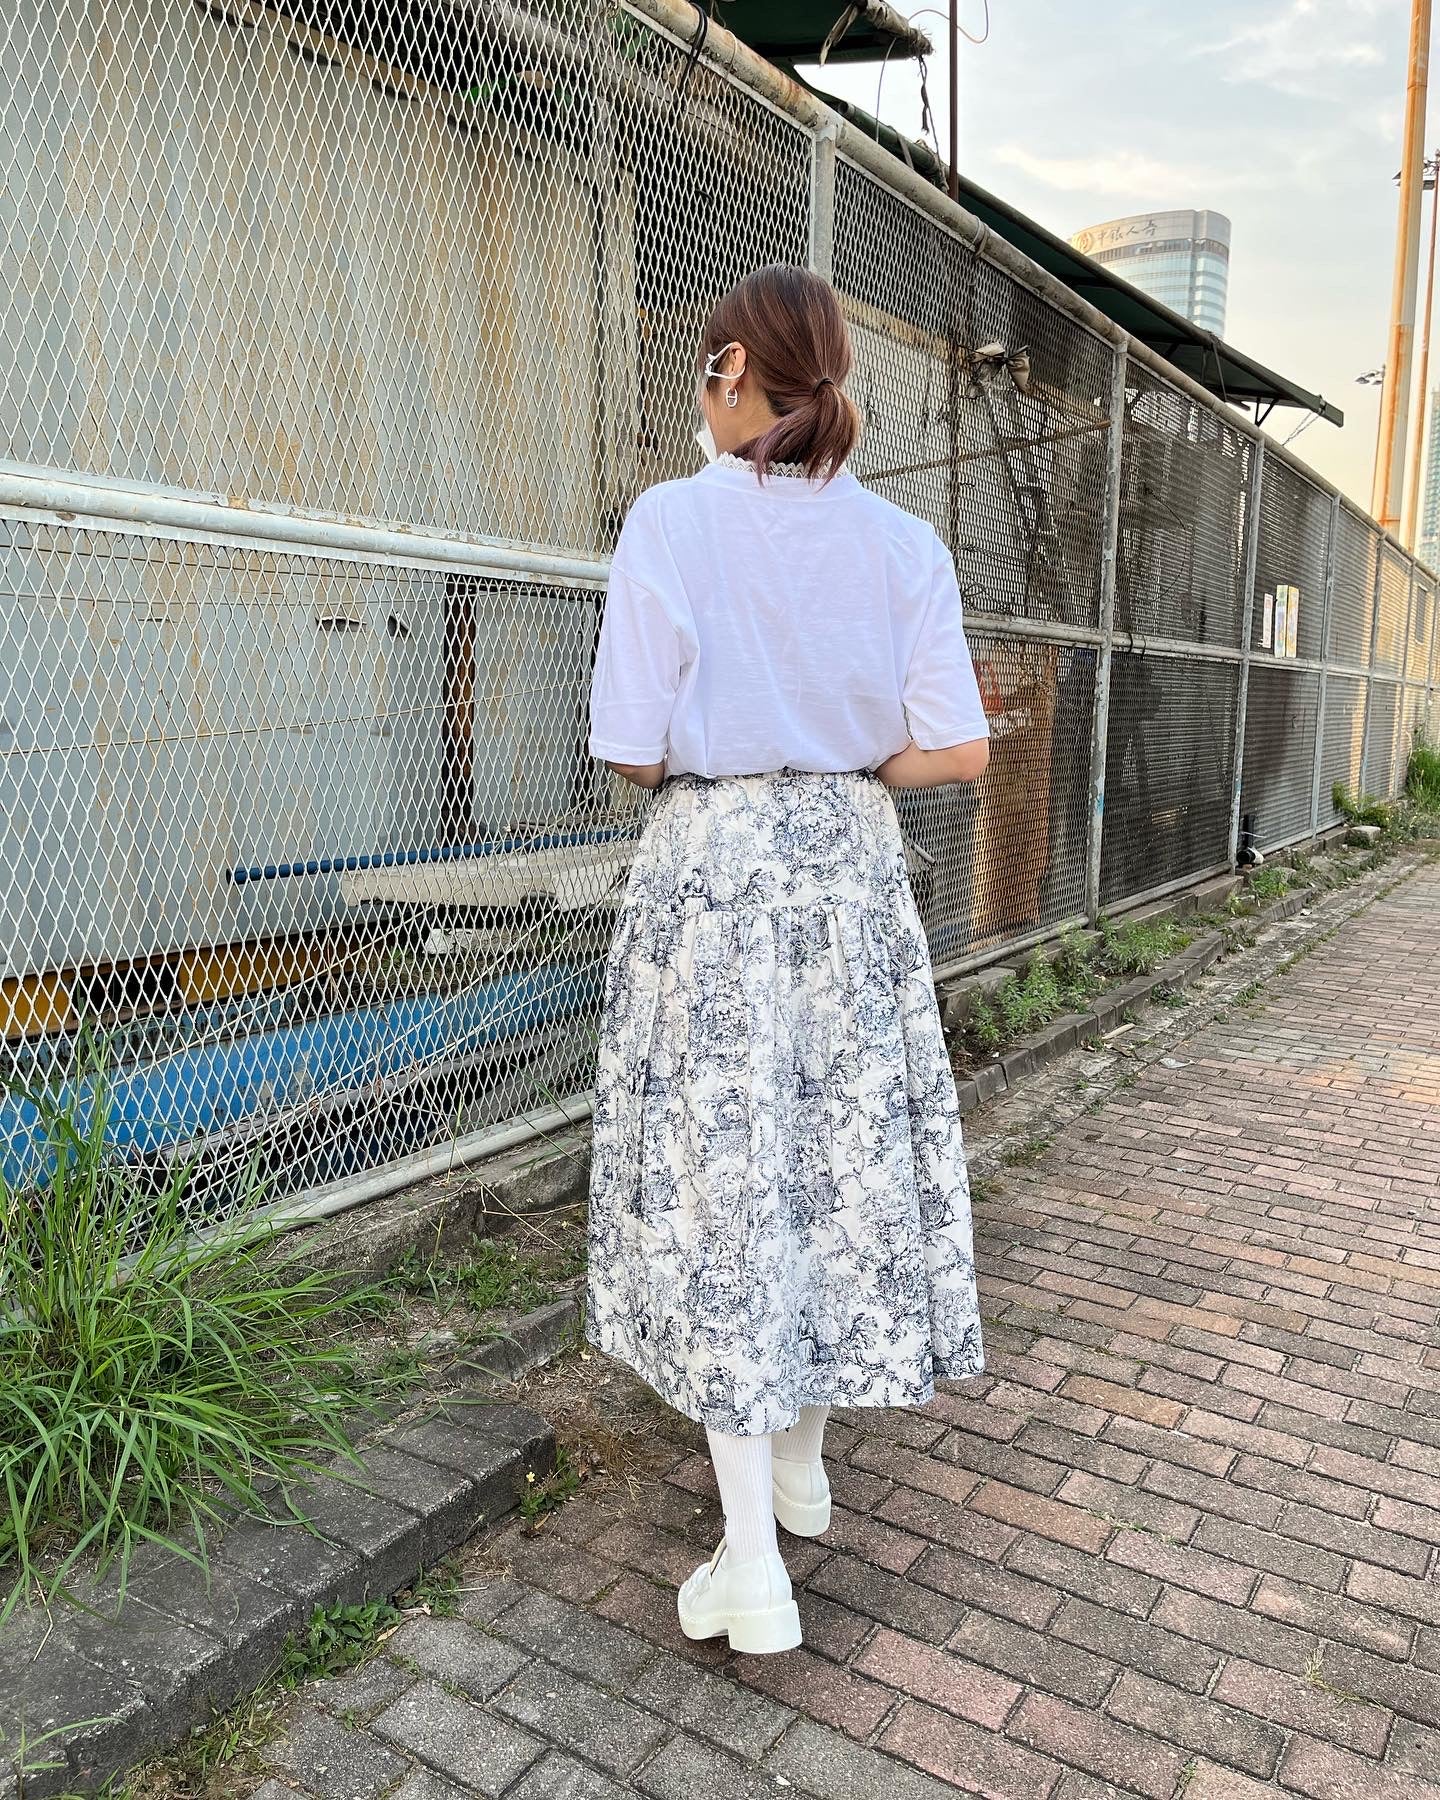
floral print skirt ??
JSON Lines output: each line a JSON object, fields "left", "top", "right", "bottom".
{"left": 585, "top": 769, "right": 984, "bottom": 1436}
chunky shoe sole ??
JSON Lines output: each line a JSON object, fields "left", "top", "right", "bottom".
{"left": 677, "top": 1591, "right": 803, "bottom": 1655}
{"left": 772, "top": 1474, "right": 832, "bottom": 1539}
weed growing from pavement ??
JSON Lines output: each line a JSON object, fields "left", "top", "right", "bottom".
{"left": 519, "top": 1444, "right": 581, "bottom": 1530}
{"left": 390, "top": 1224, "right": 585, "bottom": 1320}
{"left": 949, "top": 915, "right": 1197, "bottom": 1070}
{"left": 0, "top": 1041, "right": 385, "bottom": 1627}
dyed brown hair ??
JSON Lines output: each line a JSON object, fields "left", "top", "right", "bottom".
{"left": 702, "top": 265, "right": 861, "bottom": 484}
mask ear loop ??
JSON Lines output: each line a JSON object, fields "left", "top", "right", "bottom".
{"left": 702, "top": 342, "right": 743, "bottom": 410}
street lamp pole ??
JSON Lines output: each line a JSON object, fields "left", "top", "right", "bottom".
{"left": 1403, "top": 151, "right": 1440, "bottom": 549}
{"left": 1372, "top": 0, "right": 1431, "bottom": 534}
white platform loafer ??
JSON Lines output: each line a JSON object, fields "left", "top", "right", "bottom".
{"left": 676, "top": 1539, "right": 802, "bottom": 1655}
{"left": 771, "top": 1456, "right": 831, "bottom": 1537}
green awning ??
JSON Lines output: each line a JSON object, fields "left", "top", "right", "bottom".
{"left": 705, "top": 2, "right": 931, "bottom": 65}
{"left": 805, "top": 85, "right": 1343, "bottom": 427}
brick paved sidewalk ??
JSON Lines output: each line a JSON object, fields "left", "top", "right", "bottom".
{"left": 247, "top": 857, "right": 1440, "bottom": 1800}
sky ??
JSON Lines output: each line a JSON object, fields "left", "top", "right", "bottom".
{"left": 799, "top": 0, "right": 1423, "bottom": 511}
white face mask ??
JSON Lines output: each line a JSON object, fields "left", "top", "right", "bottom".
{"left": 695, "top": 418, "right": 718, "bottom": 463}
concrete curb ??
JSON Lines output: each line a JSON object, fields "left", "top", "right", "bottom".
{"left": 947, "top": 884, "right": 1316, "bottom": 1119}
{"left": 0, "top": 1299, "right": 581, "bottom": 1799}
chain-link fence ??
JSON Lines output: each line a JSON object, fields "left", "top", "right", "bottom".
{"left": 2, "top": 0, "right": 1435, "bottom": 1217}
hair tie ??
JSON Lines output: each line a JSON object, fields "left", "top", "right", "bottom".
{"left": 813, "top": 376, "right": 835, "bottom": 395}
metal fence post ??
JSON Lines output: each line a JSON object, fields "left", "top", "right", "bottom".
{"left": 1309, "top": 491, "right": 1341, "bottom": 835}
{"left": 1357, "top": 546, "right": 1385, "bottom": 797}
{"left": 1226, "top": 439, "right": 1266, "bottom": 866}
{"left": 1084, "top": 345, "right": 1128, "bottom": 923}
{"left": 808, "top": 116, "right": 839, "bottom": 279}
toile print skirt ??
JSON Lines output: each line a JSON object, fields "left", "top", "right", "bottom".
{"left": 585, "top": 768, "right": 984, "bottom": 1437}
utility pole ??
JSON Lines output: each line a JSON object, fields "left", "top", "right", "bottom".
{"left": 1403, "top": 151, "right": 1440, "bottom": 547}
{"left": 948, "top": 0, "right": 959, "bottom": 200}
{"left": 1373, "top": 0, "right": 1432, "bottom": 533}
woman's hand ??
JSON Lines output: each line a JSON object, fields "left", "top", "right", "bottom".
{"left": 606, "top": 758, "right": 668, "bottom": 790}
{"left": 875, "top": 739, "right": 990, "bottom": 789}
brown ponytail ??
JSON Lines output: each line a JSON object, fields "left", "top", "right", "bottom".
{"left": 702, "top": 265, "right": 861, "bottom": 484}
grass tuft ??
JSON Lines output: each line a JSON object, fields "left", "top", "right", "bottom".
{"left": 0, "top": 1041, "right": 379, "bottom": 1625}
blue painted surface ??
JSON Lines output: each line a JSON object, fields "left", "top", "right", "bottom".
{"left": 0, "top": 965, "right": 600, "bottom": 1186}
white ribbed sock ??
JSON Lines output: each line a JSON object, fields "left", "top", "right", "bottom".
{"left": 706, "top": 1427, "right": 778, "bottom": 1564}
{"left": 774, "top": 1405, "right": 829, "bottom": 1466}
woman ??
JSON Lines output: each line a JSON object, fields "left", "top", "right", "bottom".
{"left": 586, "top": 265, "right": 990, "bottom": 1656}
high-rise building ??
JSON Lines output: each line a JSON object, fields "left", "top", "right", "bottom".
{"left": 1419, "top": 389, "right": 1440, "bottom": 573}
{"left": 1070, "top": 209, "right": 1231, "bottom": 336}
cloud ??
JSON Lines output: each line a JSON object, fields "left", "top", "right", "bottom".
{"left": 990, "top": 144, "right": 1273, "bottom": 200}
{"left": 1199, "top": 0, "right": 1388, "bottom": 97}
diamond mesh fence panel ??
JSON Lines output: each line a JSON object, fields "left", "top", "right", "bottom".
{"left": 1241, "top": 665, "right": 1321, "bottom": 852}
{"left": 1376, "top": 546, "right": 1410, "bottom": 677}
{"left": 1317, "top": 673, "right": 1367, "bottom": 827}
{"left": 0, "top": 517, "right": 622, "bottom": 1205}
{"left": 833, "top": 161, "right": 1113, "bottom": 630}
{"left": 899, "top": 633, "right": 1096, "bottom": 970}
{"left": 1253, "top": 463, "right": 1329, "bottom": 660}
{"left": 1364, "top": 679, "right": 1402, "bottom": 800}
{"left": 1100, "top": 652, "right": 1239, "bottom": 906}
{"left": 1117, "top": 363, "right": 1252, "bottom": 650}
{"left": 1329, "top": 508, "right": 1378, "bottom": 669}
{"left": 2, "top": 0, "right": 1434, "bottom": 1215}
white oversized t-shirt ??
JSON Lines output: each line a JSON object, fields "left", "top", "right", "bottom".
{"left": 588, "top": 459, "right": 990, "bottom": 778}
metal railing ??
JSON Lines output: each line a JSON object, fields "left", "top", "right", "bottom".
{"left": 1, "top": 0, "right": 1434, "bottom": 1219}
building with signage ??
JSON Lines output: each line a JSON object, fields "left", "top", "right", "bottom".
{"left": 1070, "top": 209, "right": 1231, "bottom": 336}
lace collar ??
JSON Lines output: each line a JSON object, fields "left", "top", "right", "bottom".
{"left": 715, "top": 451, "right": 810, "bottom": 480}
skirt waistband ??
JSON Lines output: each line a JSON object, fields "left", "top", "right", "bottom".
{"left": 659, "top": 767, "right": 879, "bottom": 795}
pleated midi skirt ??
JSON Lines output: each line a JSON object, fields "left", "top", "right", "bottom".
{"left": 585, "top": 768, "right": 984, "bottom": 1436}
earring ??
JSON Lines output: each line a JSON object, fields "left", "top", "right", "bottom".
{"left": 724, "top": 383, "right": 739, "bottom": 410}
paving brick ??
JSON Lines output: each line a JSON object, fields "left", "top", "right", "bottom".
{"left": 636, "top": 1732, "right": 790, "bottom": 1800}
{"left": 736, "top": 1647, "right": 893, "bottom": 1743}
{"left": 1003, "top": 1533, "right": 1161, "bottom": 1619}
{"left": 879, "top": 1698, "right": 1064, "bottom": 1799}
{"left": 1250, "top": 1572, "right": 1414, "bottom": 1661}
{"left": 1189, "top": 1514, "right": 1346, "bottom": 1591}
{"left": 946, "top": 1608, "right": 1117, "bottom": 1706}
{"left": 967, "top": 1482, "right": 1113, "bottom": 1553}
{"left": 1055, "top": 1375, "right": 1185, "bottom": 1428}
{"left": 1210, "top": 1655, "right": 1391, "bottom": 1757}
{"left": 1103, "top": 1669, "right": 1285, "bottom": 1778}
{"left": 875, "top": 1485, "right": 1020, "bottom": 1560}
{"left": 805, "top": 1554, "right": 963, "bottom": 1643}
{"left": 909, "top": 1544, "right": 1063, "bottom": 1628}
{"left": 1148, "top": 1588, "right": 1314, "bottom": 1676}
{"left": 1054, "top": 1470, "right": 1200, "bottom": 1541}
{"left": 628, "top": 1653, "right": 793, "bottom": 1761}
{"left": 506, "top": 1753, "right": 633, "bottom": 1800}
{"left": 1178, "top": 1762, "right": 1285, "bottom": 1800}
{"left": 382, "top": 1615, "right": 525, "bottom": 1700}
{"left": 769, "top": 1715, "right": 961, "bottom": 1800}
{"left": 371, "top": 1681, "right": 543, "bottom": 1796}
{"left": 491, "top": 1662, "right": 670, "bottom": 1775}
{"left": 815, "top": 1505, "right": 927, "bottom": 1575}
{"left": 1279, "top": 1734, "right": 1440, "bottom": 1799}
{"left": 1104, "top": 1527, "right": 1258, "bottom": 1605}
{"left": 853, "top": 1626, "right": 1023, "bottom": 1729}
{"left": 1049, "top": 1597, "right": 1218, "bottom": 1694}
{"left": 491, "top": 1588, "right": 656, "bottom": 1687}
{"left": 264, "top": 1708, "right": 409, "bottom": 1799}
{"left": 1007, "top": 1691, "right": 1188, "bottom": 1799}
{"left": 593, "top": 1572, "right": 728, "bottom": 1666}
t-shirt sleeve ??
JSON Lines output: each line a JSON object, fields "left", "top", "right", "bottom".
{"left": 588, "top": 527, "right": 683, "bottom": 765}
{"left": 902, "top": 535, "right": 992, "bottom": 750}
